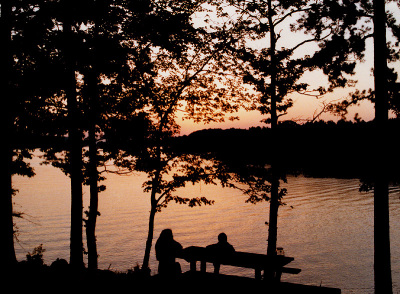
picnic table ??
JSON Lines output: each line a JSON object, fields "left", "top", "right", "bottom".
{"left": 177, "top": 246, "right": 300, "bottom": 281}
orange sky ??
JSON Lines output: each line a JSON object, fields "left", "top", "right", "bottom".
{"left": 178, "top": 95, "right": 376, "bottom": 136}
{"left": 178, "top": 4, "right": 400, "bottom": 136}
{"left": 178, "top": 46, "right": 378, "bottom": 136}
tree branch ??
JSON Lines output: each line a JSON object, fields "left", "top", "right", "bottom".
{"left": 274, "top": 7, "right": 311, "bottom": 27}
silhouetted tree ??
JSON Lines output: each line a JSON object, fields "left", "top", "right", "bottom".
{"left": 80, "top": 0, "right": 160, "bottom": 270}
{"left": 373, "top": 0, "right": 392, "bottom": 291}
{"left": 324, "top": 3, "right": 400, "bottom": 121}
{"left": 24, "top": 0, "right": 190, "bottom": 271}
{"left": 212, "top": 0, "right": 366, "bottom": 267}
{"left": 15, "top": 0, "right": 108, "bottom": 269}
{"left": 303, "top": 1, "right": 400, "bottom": 291}
{"left": 0, "top": 0, "right": 47, "bottom": 268}
{"left": 0, "top": 0, "right": 17, "bottom": 268}
{"left": 19, "top": 0, "right": 96, "bottom": 270}
{"left": 81, "top": 0, "right": 121, "bottom": 271}
{"left": 60, "top": 0, "right": 85, "bottom": 269}
{"left": 373, "top": 1, "right": 394, "bottom": 291}
{"left": 82, "top": 0, "right": 102, "bottom": 271}
{"left": 106, "top": 0, "right": 253, "bottom": 273}
{"left": 32, "top": 0, "right": 155, "bottom": 270}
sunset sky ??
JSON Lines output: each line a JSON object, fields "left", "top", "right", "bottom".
{"left": 178, "top": 38, "right": 378, "bottom": 136}
{"left": 176, "top": 3, "right": 400, "bottom": 135}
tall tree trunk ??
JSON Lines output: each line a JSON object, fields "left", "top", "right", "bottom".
{"left": 86, "top": 64, "right": 100, "bottom": 270}
{"left": 142, "top": 205, "right": 157, "bottom": 273}
{"left": 85, "top": 0, "right": 100, "bottom": 271}
{"left": 266, "top": 0, "right": 279, "bottom": 259}
{"left": 86, "top": 117, "right": 99, "bottom": 270}
{"left": 142, "top": 128, "right": 164, "bottom": 273}
{"left": 373, "top": 0, "right": 392, "bottom": 292}
{"left": 142, "top": 168, "right": 161, "bottom": 272}
{"left": 0, "top": 0, "right": 17, "bottom": 267}
{"left": 63, "top": 0, "right": 84, "bottom": 270}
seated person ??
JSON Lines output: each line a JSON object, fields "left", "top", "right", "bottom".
{"left": 206, "top": 233, "right": 235, "bottom": 273}
{"left": 155, "top": 229, "right": 183, "bottom": 277}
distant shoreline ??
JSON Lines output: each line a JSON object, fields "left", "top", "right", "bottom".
{"left": 12, "top": 118, "right": 400, "bottom": 182}
{"left": 173, "top": 119, "right": 400, "bottom": 181}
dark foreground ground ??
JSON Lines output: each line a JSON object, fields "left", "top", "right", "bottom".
{"left": 6, "top": 261, "right": 340, "bottom": 293}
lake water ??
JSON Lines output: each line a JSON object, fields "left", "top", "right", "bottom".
{"left": 12, "top": 154, "right": 400, "bottom": 293}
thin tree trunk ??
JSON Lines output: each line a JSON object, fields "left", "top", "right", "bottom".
{"left": 86, "top": 126, "right": 99, "bottom": 270}
{"left": 142, "top": 126, "right": 163, "bottom": 273}
{"left": 0, "top": 0, "right": 17, "bottom": 267}
{"left": 264, "top": 1, "right": 280, "bottom": 283}
{"left": 267, "top": 177, "right": 279, "bottom": 257}
{"left": 142, "top": 168, "right": 161, "bottom": 272}
{"left": 86, "top": 0, "right": 100, "bottom": 271}
{"left": 86, "top": 101, "right": 99, "bottom": 270}
{"left": 373, "top": 0, "right": 392, "bottom": 292}
{"left": 63, "top": 0, "right": 84, "bottom": 270}
{"left": 266, "top": 0, "right": 279, "bottom": 259}
{"left": 142, "top": 206, "right": 157, "bottom": 273}
{"left": 67, "top": 64, "right": 84, "bottom": 270}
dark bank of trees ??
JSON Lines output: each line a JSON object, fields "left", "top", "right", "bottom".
{"left": 1, "top": 0, "right": 399, "bottom": 292}
{"left": 174, "top": 119, "right": 400, "bottom": 181}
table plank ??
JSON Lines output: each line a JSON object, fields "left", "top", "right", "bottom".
{"left": 179, "top": 246, "right": 294, "bottom": 270}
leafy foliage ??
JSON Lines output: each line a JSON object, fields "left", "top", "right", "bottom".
{"left": 304, "top": 0, "right": 400, "bottom": 118}
{"left": 220, "top": 0, "right": 366, "bottom": 124}
{"left": 26, "top": 244, "right": 46, "bottom": 267}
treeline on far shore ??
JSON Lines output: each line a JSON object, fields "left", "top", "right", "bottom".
{"left": 13, "top": 118, "right": 400, "bottom": 181}
{"left": 173, "top": 119, "right": 400, "bottom": 180}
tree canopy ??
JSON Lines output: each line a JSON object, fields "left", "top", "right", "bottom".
{"left": 2, "top": 2, "right": 399, "bottom": 288}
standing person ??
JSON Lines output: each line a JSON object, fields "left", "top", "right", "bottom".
{"left": 155, "top": 229, "right": 183, "bottom": 277}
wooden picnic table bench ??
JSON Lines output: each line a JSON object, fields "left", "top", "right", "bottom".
{"left": 177, "top": 246, "right": 301, "bottom": 281}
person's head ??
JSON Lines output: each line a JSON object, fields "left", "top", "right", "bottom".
{"left": 160, "top": 229, "right": 173, "bottom": 241}
{"left": 218, "top": 232, "right": 228, "bottom": 243}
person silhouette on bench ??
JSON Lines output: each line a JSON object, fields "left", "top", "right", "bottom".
{"left": 155, "top": 229, "right": 183, "bottom": 278}
{"left": 206, "top": 233, "right": 235, "bottom": 274}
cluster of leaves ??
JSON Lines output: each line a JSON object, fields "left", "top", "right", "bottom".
{"left": 26, "top": 244, "right": 46, "bottom": 267}
{"left": 306, "top": 0, "right": 400, "bottom": 118}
